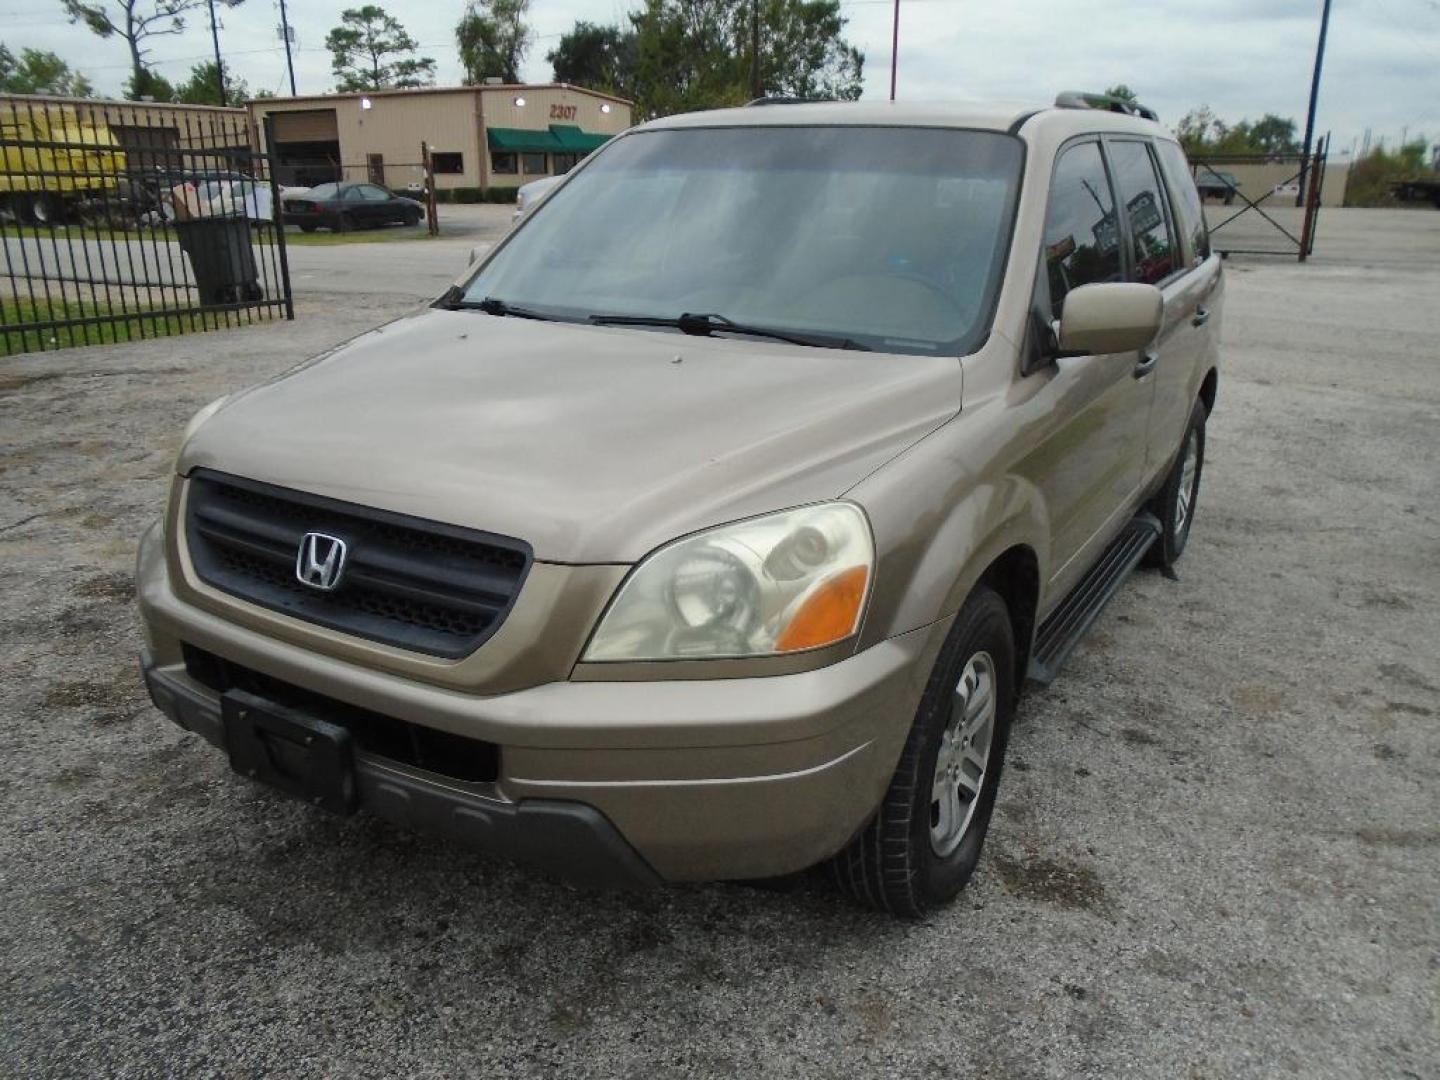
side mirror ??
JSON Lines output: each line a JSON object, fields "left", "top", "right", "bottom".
{"left": 1057, "top": 283, "right": 1163, "bottom": 355}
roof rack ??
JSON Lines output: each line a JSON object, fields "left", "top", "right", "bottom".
{"left": 1054, "top": 91, "right": 1158, "bottom": 123}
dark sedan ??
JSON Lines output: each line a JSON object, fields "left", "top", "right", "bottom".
{"left": 282, "top": 182, "right": 425, "bottom": 232}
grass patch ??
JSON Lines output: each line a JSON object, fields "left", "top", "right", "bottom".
{"left": 281, "top": 226, "right": 436, "bottom": 246}
{"left": 2, "top": 296, "right": 192, "bottom": 356}
{"left": 0, "top": 223, "right": 165, "bottom": 243}
{"left": 0, "top": 222, "right": 437, "bottom": 247}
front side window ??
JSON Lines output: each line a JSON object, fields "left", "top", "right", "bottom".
{"left": 1042, "top": 141, "right": 1122, "bottom": 319}
{"left": 1108, "top": 140, "right": 1178, "bottom": 286}
{"left": 1154, "top": 140, "right": 1210, "bottom": 265}
{"left": 359, "top": 184, "right": 390, "bottom": 201}
{"left": 463, "top": 126, "right": 1024, "bottom": 356}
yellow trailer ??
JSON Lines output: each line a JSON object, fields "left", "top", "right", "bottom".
{"left": 0, "top": 102, "right": 125, "bottom": 223}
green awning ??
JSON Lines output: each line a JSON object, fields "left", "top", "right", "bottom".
{"left": 486, "top": 124, "right": 613, "bottom": 155}
{"left": 547, "top": 125, "right": 612, "bottom": 153}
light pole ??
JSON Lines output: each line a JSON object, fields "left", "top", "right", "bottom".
{"left": 279, "top": 0, "right": 298, "bottom": 96}
{"left": 889, "top": 0, "right": 900, "bottom": 100}
{"left": 207, "top": 0, "right": 226, "bottom": 106}
{"left": 1297, "top": 0, "right": 1333, "bottom": 207}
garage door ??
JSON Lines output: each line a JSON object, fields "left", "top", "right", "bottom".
{"left": 269, "top": 109, "right": 338, "bottom": 143}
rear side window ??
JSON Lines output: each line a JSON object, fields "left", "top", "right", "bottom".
{"left": 1155, "top": 140, "right": 1210, "bottom": 265}
{"left": 1042, "top": 141, "right": 1122, "bottom": 319}
{"left": 1108, "top": 141, "right": 1178, "bottom": 286}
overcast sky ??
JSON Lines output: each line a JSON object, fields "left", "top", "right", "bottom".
{"left": 9, "top": 0, "right": 1440, "bottom": 153}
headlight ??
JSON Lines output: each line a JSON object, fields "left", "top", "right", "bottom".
{"left": 583, "top": 503, "right": 874, "bottom": 661}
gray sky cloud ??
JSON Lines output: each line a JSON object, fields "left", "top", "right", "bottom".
{"left": 9, "top": 0, "right": 1440, "bottom": 152}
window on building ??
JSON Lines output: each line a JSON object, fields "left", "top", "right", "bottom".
{"left": 491, "top": 151, "right": 518, "bottom": 174}
{"left": 431, "top": 152, "right": 463, "bottom": 174}
{"left": 552, "top": 152, "right": 579, "bottom": 175}
{"left": 521, "top": 152, "right": 548, "bottom": 176}
{"left": 1154, "top": 140, "right": 1210, "bottom": 266}
{"left": 1108, "top": 140, "right": 1178, "bottom": 286}
{"left": 1041, "top": 141, "right": 1122, "bottom": 319}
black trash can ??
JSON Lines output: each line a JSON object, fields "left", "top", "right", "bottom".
{"left": 174, "top": 216, "right": 263, "bottom": 305}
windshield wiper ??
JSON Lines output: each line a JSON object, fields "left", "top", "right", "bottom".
{"left": 590, "top": 311, "right": 869, "bottom": 351}
{"left": 437, "top": 289, "right": 553, "bottom": 321}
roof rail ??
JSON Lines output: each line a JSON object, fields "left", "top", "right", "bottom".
{"left": 1054, "top": 91, "right": 1159, "bottom": 123}
{"left": 744, "top": 96, "right": 810, "bottom": 107}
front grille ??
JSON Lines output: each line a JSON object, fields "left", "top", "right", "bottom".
{"left": 183, "top": 644, "right": 499, "bottom": 783}
{"left": 185, "top": 469, "right": 531, "bottom": 659}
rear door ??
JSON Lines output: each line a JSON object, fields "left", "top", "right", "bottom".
{"left": 1104, "top": 137, "right": 1212, "bottom": 482}
{"left": 1019, "top": 138, "right": 1156, "bottom": 599}
{"left": 1150, "top": 139, "right": 1222, "bottom": 468}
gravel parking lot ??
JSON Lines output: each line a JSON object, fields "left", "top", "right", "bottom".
{"left": 1, "top": 209, "right": 1436, "bottom": 1078}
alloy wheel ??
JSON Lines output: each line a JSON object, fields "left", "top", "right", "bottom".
{"left": 930, "top": 650, "right": 997, "bottom": 857}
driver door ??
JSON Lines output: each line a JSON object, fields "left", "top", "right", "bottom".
{"left": 1015, "top": 138, "right": 1156, "bottom": 602}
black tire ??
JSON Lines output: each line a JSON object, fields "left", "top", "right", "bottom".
{"left": 31, "top": 193, "right": 60, "bottom": 225}
{"left": 830, "top": 586, "right": 1016, "bottom": 917}
{"left": 299, "top": 223, "right": 317, "bottom": 233}
{"left": 1145, "top": 398, "right": 1207, "bottom": 569}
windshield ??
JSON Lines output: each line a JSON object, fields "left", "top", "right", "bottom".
{"left": 462, "top": 126, "right": 1023, "bottom": 355}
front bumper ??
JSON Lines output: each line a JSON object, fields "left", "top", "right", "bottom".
{"left": 137, "top": 522, "right": 946, "bottom": 883}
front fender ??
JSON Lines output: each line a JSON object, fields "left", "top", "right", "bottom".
{"left": 848, "top": 413, "right": 1051, "bottom": 649}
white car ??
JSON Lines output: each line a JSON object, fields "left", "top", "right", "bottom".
{"left": 512, "top": 176, "right": 561, "bottom": 224}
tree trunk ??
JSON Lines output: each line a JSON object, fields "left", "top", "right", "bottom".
{"left": 125, "top": 2, "right": 144, "bottom": 88}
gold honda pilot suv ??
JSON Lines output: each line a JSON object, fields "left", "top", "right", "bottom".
{"left": 138, "top": 93, "right": 1221, "bottom": 916}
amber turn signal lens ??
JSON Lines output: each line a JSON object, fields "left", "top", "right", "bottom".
{"left": 775, "top": 565, "right": 869, "bottom": 652}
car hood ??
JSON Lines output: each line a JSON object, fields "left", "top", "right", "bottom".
{"left": 179, "top": 309, "right": 962, "bottom": 563}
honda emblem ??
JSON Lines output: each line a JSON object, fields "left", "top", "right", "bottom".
{"left": 296, "top": 532, "right": 348, "bottom": 591}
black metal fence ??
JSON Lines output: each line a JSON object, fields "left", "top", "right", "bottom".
{"left": 1, "top": 98, "right": 292, "bottom": 356}
{"left": 1189, "top": 136, "right": 1331, "bottom": 261}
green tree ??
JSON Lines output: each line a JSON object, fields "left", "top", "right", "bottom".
{"left": 125, "top": 65, "right": 174, "bottom": 101}
{"left": 0, "top": 45, "right": 95, "bottom": 96}
{"left": 618, "top": 0, "right": 862, "bottom": 117}
{"left": 457, "top": 0, "right": 531, "bottom": 84}
{"left": 174, "top": 60, "right": 249, "bottom": 104}
{"left": 1248, "top": 113, "right": 1299, "bottom": 155}
{"left": 1104, "top": 83, "right": 1137, "bottom": 103}
{"left": 326, "top": 5, "right": 436, "bottom": 92}
{"left": 1174, "top": 106, "right": 1301, "bottom": 157}
{"left": 61, "top": 0, "right": 241, "bottom": 95}
{"left": 547, "top": 20, "right": 634, "bottom": 95}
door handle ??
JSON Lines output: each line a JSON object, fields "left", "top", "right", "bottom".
{"left": 1134, "top": 350, "right": 1159, "bottom": 379}
{"left": 1192, "top": 306, "right": 1210, "bottom": 327}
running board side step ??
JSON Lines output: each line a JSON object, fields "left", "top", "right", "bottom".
{"left": 1026, "top": 512, "right": 1162, "bottom": 685}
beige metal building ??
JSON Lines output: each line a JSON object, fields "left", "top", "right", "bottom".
{"left": 1195, "top": 159, "right": 1351, "bottom": 209}
{"left": 247, "top": 84, "right": 634, "bottom": 192}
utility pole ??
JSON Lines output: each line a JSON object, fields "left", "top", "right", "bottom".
{"left": 889, "top": 0, "right": 900, "bottom": 100}
{"left": 750, "top": 0, "right": 761, "bottom": 99}
{"left": 207, "top": 0, "right": 226, "bottom": 106}
{"left": 279, "top": 0, "right": 298, "bottom": 97}
{"left": 1297, "top": 0, "right": 1333, "bottom": 207}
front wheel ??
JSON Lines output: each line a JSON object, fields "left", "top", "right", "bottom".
{"left": 1146, "top": 399, "right": 1207, "bottom": 569}
{"left": 830, "top": 586, "right": 1016, "bottom": 917}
